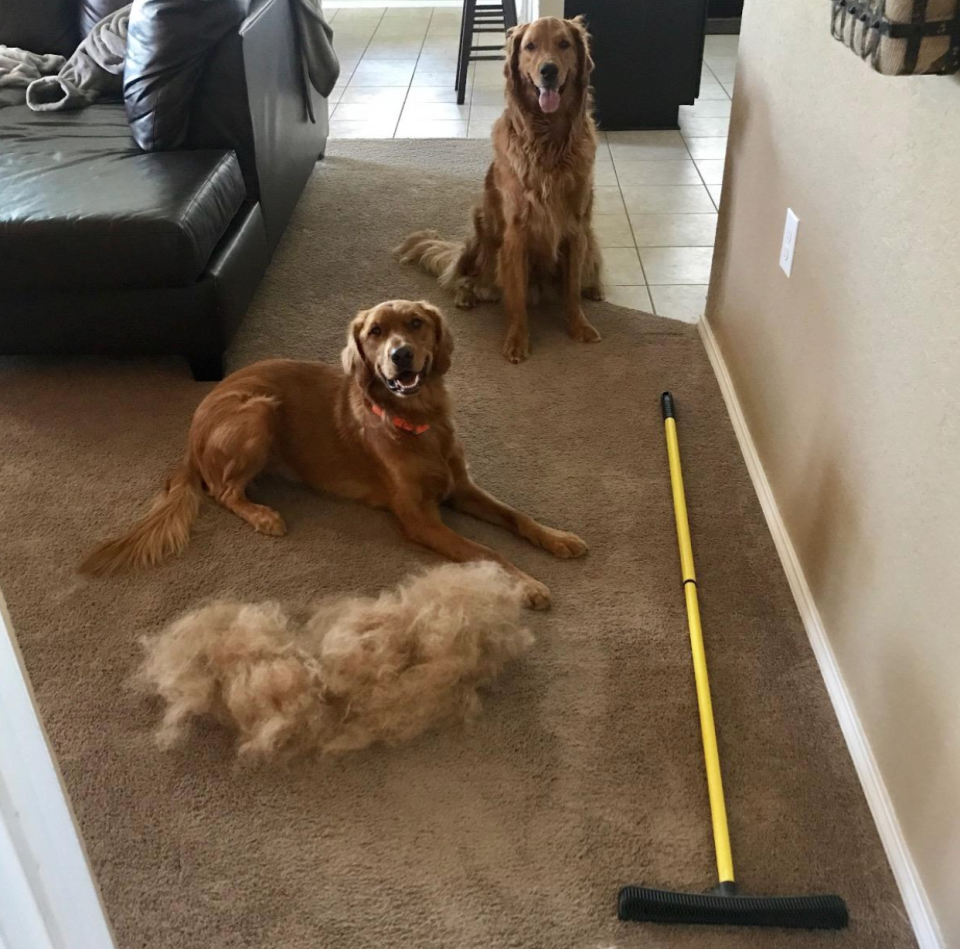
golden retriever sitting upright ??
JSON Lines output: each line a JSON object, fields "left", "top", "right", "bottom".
{"left": 395, "top": 17, "right": 604, "bottom": 364}
{"left": 80, "top": 300, "right": 587, "bottom": 608}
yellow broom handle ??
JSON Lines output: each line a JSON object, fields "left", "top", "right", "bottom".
{"left": 661, "top": 392, "right": 735, "bottom": 886}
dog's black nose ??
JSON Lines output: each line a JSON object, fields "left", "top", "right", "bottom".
{"left": 540, "top": 62, "right": 559, "bottom": 83}
{"left": 390, "top": 344, "right": 414, "bottom": 368}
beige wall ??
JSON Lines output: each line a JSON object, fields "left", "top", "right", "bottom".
{"left": 708, "top": 4, "right": 960, "bottom": 946}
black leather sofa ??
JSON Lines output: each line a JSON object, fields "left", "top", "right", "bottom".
{"left": 0, "top": 0, "right": 329, "bottom": 380}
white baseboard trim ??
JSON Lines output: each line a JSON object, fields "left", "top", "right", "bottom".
{"left": 697, "top": 315, "right": 944, "bottom": 949}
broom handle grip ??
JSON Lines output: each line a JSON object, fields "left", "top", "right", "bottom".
{"left": 661, "top": 392, "right": 735, "bottom": 886}
{"left": 661, "top": 391, "right": 675, "bottom": 420}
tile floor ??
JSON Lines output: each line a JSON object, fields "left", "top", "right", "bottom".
{"left": 325, "top": 4, "right": 737, "bottom": 323}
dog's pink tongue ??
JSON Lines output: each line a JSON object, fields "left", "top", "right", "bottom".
{"left": 538, "top": 87, "right": 561, "bottom": 113}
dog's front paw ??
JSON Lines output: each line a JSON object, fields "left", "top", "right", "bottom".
{"left": 454, "top": 283, "right": 478, "bottom": 309}
{"left": 569, "top": 319, "right": 602, "bottom": 344}
{"left": 520, "top": 575, "right": 552, "bottom": 610}
{"left": 502, "top": 331, "right": 530, "bottom": 363}
{"left": 582, "top": 284, "right": 605, "bottom": 301}
{"left": 250, "top": 506, "right": 287, "bottom": 536}
{"left": 539, "top": 528, "right": 589, "bottom": 559}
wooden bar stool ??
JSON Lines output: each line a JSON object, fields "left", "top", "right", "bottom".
{"left": 455, "top": 0, "right": 518, "bottom": 104}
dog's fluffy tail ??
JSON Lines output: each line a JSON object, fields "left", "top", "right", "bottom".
{"left": 80, "top": 463, "right": 203, "bottom": 576}
{"left": 394, "top": 230, "right": 465, "bottom": 290}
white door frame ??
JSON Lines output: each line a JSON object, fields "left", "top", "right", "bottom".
{"left": 520, "top": 0, "right": 563, "bottom": 19}
{"left": 0, "top": 592, "right": 116, "bottom": 949}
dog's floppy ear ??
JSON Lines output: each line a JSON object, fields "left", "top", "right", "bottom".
{"left": 568, "top": 15, "right": 594, "bottom": 89}
{"left": 341, "top": 308, "right": 372, "bottom": 383}
{"left": 503, "top": 24, "right": 527, "bottom": 96}
{"left": 418, "top": 301, "right": 454, "bottom": 377}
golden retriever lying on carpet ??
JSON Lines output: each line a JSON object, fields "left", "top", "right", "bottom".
{"left": 81, "top": 300, "right": 586, "bottom": 608}
{"left": 396, "top": 17, "right": 604, "bottom": 363}
{"left": 139, "top": 562, "right": 533, "bottom": 760}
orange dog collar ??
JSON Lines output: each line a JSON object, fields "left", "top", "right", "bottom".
{"left": 369, "top": 401, "right": 430, "bottom": 436}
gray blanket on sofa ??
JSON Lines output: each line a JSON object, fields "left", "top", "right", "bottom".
{"left": 0, "top": 48, "right": 66, "bottom": 88}
{"left": 293, "top": 0, "right": 340, "bottom": 104}
{"left": 1, "top": 0, "right": 338, "bottom": 117}
{"left": 24, "top": 4, "right": 130, "bottom": 111}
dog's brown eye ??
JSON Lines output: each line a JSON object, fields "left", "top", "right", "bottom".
{"left": 559, "top": 39, "right": 571, "bottom": 49}
{"left": 524, "top": 42, "right": 535, "bottom": 51}
{"left": 410, "top": 318, "right": 424, "bottom": 330}
{"left": 369, "top": 325, "right": 382, "bottom": 337}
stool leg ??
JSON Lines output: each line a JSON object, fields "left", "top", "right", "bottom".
{"left": 456, "top": 0, "right": 466, "bottom": 90}
{"left": 457, "top": 0, "right": 476, "bottom": 103}
{"left": 502, "top": 0, "right": 518, "bottom": 30}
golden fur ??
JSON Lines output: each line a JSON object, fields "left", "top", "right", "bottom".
{"left": 138, "top": 562, "right": 534, "bottom": 760}
{"left": 395, "top": 17, "right": 604, "bottom": 363}
{"left": 80, "top": 300, "right": 587, "bottom": 608}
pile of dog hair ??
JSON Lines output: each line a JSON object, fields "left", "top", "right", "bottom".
{"left": 139, "top": 562, "right": 534, "bottom": 760}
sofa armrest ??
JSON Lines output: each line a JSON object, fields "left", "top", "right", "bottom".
{"left": 186, "top": 0, "right": 328, "bottom": 252}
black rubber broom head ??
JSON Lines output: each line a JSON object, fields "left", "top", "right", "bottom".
{"left": 618, "top": 883, "right": 849, "bottom": 929}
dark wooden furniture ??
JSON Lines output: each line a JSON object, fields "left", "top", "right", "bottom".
{"left": 707, "top": 0, "right": 743, "bottom": 34}
{"left": 564, "top": 0, "right": 709, "bottom": 129}
{"left": 456, "top": 0, "right": 517, "bottom": 104}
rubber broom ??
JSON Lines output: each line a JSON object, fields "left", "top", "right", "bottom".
{"left": 617, "top": 392, "right": 849, "bottom": 930}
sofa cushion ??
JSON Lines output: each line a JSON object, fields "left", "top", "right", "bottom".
{"left": 0, "top": 0, "right": 80, "bottom": 57}
{"left": 124, "top": 0, "right": 249, "bottom": 152}
{"left": 0, "top": 102, "right": 246, "bottom": 290}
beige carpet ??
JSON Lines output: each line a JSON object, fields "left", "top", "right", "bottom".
{"left": 0, "top": 141, "right": 915, "bottom": 949}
